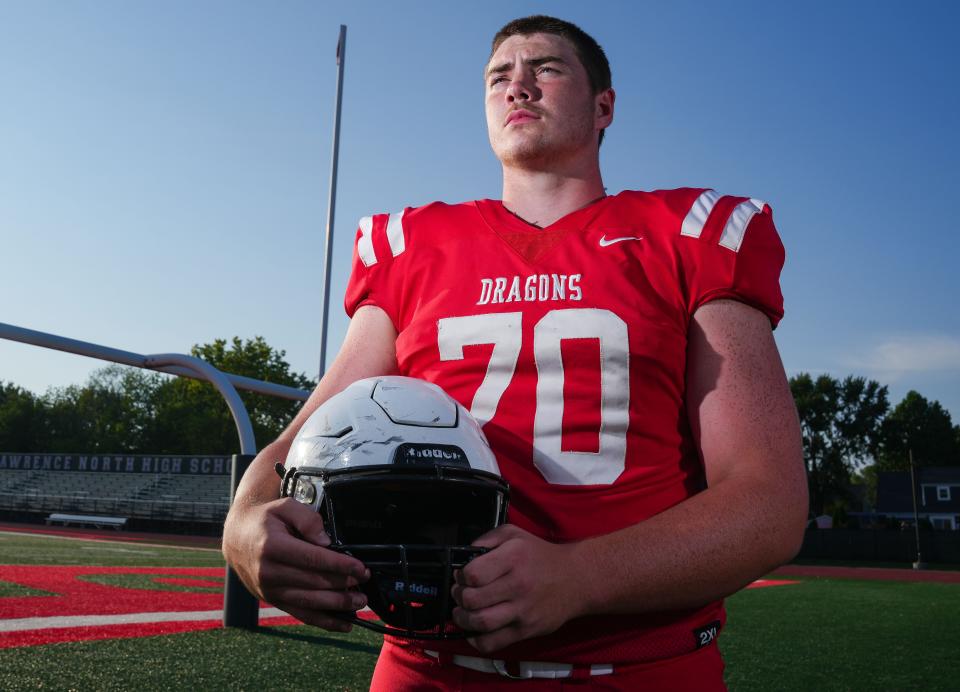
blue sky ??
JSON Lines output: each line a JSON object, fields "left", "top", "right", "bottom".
{"left": 1, "top": 0, "right": 958, "bottom": 425}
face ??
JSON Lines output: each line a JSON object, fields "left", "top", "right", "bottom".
{"left": 484, "top": 32, "right": 613, "bottom": 169}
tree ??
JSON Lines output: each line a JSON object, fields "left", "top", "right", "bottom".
{"left": 40, "top": 366, "right": 161, "bottom": 453}
{"left": 145, "top": 337, "right": 314, "bottom": 454}
{"left": 1, "top": 337, "right": 314, "bottom": 456}
{"left": 851, "top": 463, "right": 879, "bottom": 511}
{"left": 877, "top": 391, "right": 960, "bottom": 470}
{"left": 790, "top": 373, "right": 889, "bottom": 516}
{"left": 0, "top": 382, "right": 44, "bottom": 451}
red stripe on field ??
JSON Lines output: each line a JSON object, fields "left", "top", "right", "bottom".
{"left": 746, "top": 579, "right": 800, "bottom": 589}
{"left": 0, "top": 566, "right": 228, "bottom": 618}
{"left": 0, "top": 564, "right": 383, "bottom": 649}
{"left": 773, "top": 564, "right": 960, "bottom": 583}
{"left": 0, "top": 563, "right": 386, "bottom": 649}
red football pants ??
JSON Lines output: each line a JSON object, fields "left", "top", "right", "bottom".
{"left": 369, "top": 639, "right": 727, "bottom": 691}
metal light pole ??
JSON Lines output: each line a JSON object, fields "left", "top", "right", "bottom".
{"left": 909, "top": 448, "right": 926, "bottom": 570}
{"left": 318, "top": 24, "right": 347, "bottom": 379}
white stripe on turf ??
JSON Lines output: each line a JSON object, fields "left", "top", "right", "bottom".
{"left": 0, "top": 607, "right": 288, "bottom": 632}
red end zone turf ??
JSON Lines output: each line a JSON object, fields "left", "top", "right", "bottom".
{"left": 0, "top": 564, "right": 376, "bottom": 648}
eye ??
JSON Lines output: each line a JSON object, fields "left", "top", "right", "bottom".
{"left": 489, "top": 75, "right": 508, "bottom": 87}
{"left": 537, "top": 66, "right": 559, "bottom": 75}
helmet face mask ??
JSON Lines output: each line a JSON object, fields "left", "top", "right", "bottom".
{"left": 279, "top": 376, "right": 510, "bottom": 640}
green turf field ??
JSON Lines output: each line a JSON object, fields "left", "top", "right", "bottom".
{"left": 2, "top": 531, "right": 959, "bottom": 691}
{"left": 0, "top": 531, "right": 224, "bottom": 567}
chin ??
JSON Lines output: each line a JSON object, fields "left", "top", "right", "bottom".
{"left": 494, "top": 138, "right": 553, "bottom": 167}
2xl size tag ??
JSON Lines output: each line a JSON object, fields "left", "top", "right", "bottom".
{"left": 693, "top": 620, "right": 722, "bottom": 649}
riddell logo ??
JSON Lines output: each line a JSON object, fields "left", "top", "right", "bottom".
{"left": 394, "top": 581, "right": 438, "bottom": 598}
{"left": 395, "top": 443, "right": 468, "bottom": 466}
{"left": 407, "top": 448, "right": 459, "bottom": 460}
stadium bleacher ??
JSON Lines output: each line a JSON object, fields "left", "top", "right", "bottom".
{"left": 0, "top": 456, "right": 233, "bottom": 531}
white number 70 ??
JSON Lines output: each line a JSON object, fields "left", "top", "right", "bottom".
{"left": 437, "top": 308, "right": 629, "bottom": 486}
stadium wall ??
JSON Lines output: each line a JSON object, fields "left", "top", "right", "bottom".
{"left": 799, "top": 528, "right": 960, "bottom": 564}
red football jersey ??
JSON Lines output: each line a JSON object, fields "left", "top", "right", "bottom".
{"left": 344, "top": 188, "right": 785, "bottom": 665}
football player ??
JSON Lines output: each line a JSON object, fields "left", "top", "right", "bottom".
{"left": 222, "top": 14, "right": 808, "bottom": 690}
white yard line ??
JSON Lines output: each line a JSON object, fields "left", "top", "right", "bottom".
{"left": 0, "top": 607, "right": 289, "bottom": 633}
{"left": 80, "top": 547, "right": 158, "bottom": 555}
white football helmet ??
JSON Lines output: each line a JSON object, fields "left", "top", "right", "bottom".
{"left": 278, "top": 376, "right": 509, "bottom": 639}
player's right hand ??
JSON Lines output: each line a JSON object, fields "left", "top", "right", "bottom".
{"left": 222, "top": 497, "right": 370, "bottom": 632}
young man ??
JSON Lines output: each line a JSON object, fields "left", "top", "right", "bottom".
{"left": 223, "top": 15, "right": 808, "bottom": 690}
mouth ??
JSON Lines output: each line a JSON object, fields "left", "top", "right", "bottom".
{"left": 505, "top": 109, "right": 541, "bottom": 126}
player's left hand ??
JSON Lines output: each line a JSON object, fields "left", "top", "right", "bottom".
{"left": 450, "top": 524, "right": 583, "bottom": 653}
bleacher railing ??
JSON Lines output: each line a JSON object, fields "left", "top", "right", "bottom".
{"left": 0, "top": 321, "right": 313, "bottom": 629}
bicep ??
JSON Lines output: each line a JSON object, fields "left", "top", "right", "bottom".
{"left": 685, "top": 300, "right": 803, "bottom": 491}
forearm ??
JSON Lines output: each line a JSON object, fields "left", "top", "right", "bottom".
{"left": 227, "top": 439, "right": 290, "bottom": 511}
{"left": 572, "top": 472, "right": 807, "bottom": 617}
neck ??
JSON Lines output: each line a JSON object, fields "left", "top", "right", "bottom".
{"left": 500, "top": 159, "right": 606, "bottom": 228}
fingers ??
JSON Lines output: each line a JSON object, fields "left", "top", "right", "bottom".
{"left": 274, "top": 497, "right": 331, "bottom": 547}
{"left": 452, "top": 601, "right": 515, "bottom": 635}
{"left": 451, "top": 574, "right": 513, "bottom": 613}
{"left": 263, "top": 530, "right": 370, "bottom": 581}
{"left": 271, "top": 585, "right": 368, "bottom": 614}
{"left": 258, "top": 561, "right": 363, "bottom": 592}
{"left": 470, "top": 523, "right": 524, "bottom": 550}
{"left": 455, "top": 538, "right": 515, "bottom": 589}
{"left": 258, "top": 499, "right": 369, "bottom": 579}
{"left": 224, "top": 495, "right": 376, "bottom": 637}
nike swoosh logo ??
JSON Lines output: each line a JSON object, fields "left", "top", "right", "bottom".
{"left": 599, "top": 234, "right": 643, "bottom": 247}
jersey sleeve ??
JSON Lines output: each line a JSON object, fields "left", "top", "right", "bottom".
{"left": 676, "top": 190, "right": 786, "bottom": 327}
{"left": 343, "top": 210, "right": 408, "bottom": 329}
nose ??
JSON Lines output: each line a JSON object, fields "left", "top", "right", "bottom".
{"left": 504, "top": 70, "right": 539, "bottom": 103}
{"left": 506, "top": 79, "right": 530, "bottom": 103}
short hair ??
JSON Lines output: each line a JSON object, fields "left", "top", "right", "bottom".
{"left": 490, "top": 15, "right": 612, "bottom": 145}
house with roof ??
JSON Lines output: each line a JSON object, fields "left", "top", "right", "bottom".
{"left": 876, "top": 467, "right": 960, "bottom": 530}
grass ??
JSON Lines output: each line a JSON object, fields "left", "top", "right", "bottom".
{"left": 723, "top": 578, "right": 960, "bottom": 691}
{"left": 2, "top": 529, "right": 959, "bottom": 690}
{"left": 0, "top": 625, "right": 382, "bottom": 691}
{"left": 0, "top": 531, "right": 224, "bottom": 567}
{"left": 0, "top": 581, "right": 56, "bottom": 598}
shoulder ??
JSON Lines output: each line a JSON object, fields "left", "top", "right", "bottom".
{"left": 358, "top": 199, "right": 479, "bottom": 230}
{"left": 610, "top": 188, "right": 776, "bottom": 250}
{"left": 354, "top": 200, "right": 479, "bottom": 268}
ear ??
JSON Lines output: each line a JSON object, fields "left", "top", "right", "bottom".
{"left": 595, "top": 87, "right": 615, "bottom": 130}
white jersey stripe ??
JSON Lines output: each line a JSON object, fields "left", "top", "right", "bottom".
{"left": 386, "top": 210, "right": 406, "bottom": 257}
{"left": 719, "top": 199, "right": 764, "bottom": 252}
{"left": 680, "top": 189, "right": 721, "bottom": 239}
{"left": 357, "top": 215, "right": 377, "bottom": 267}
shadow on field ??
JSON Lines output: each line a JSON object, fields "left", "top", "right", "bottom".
{"left": 255, "top": 626, "right": 381, "bottom": 654}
